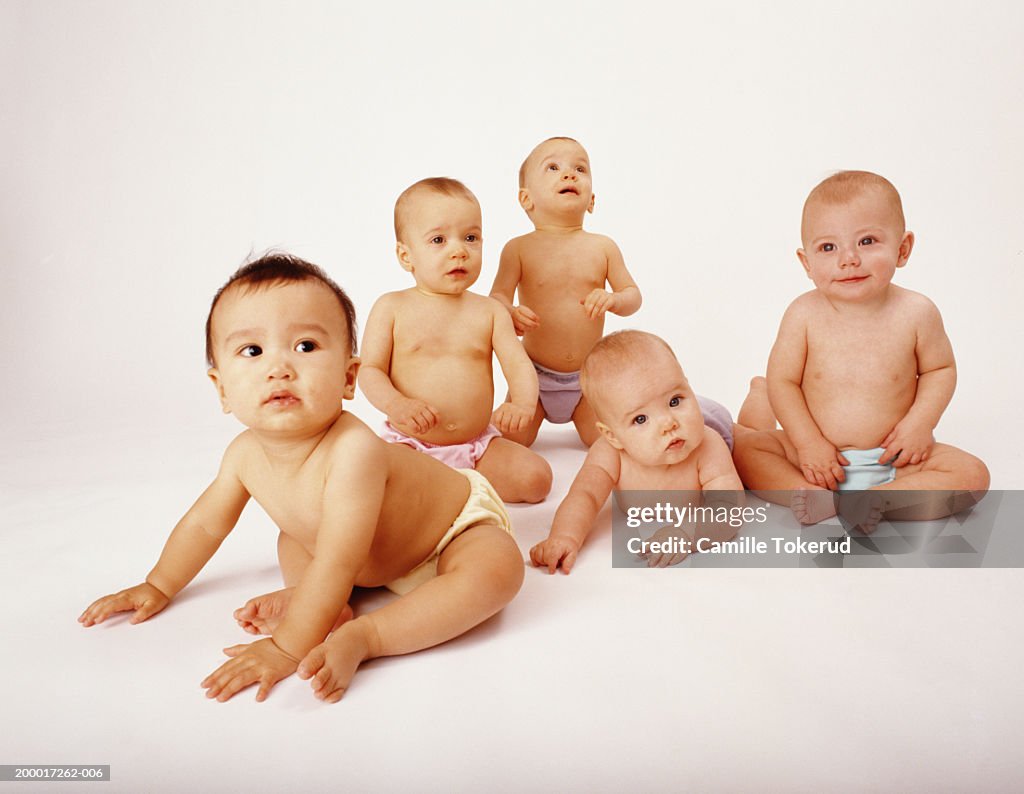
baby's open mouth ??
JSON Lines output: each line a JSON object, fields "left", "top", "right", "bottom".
{"left": 447, "top": 267, "right": 468, "bottom": 276}
{"left": 265, "top": 391, "right": 299, "bottom": 405}
{"left": 559, "top": 187, "right": 579, "bottom": 195}
{"left": 667, "top": 438, "right": 685, "bottom": 451}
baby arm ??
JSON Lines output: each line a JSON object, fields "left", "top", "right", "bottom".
{"left": 360, "top": 295, "right": 439, "bottom": 434}
{"left": 767, "top": 301, "right": 848, "bottom": 490}
{"left": 489, "top": 302, "right": 539, "bottom": 433}
{"left": 880, "top": 299, "right": 956, "bottom": 466}
{"left": 694, "top": 430, "right": 746, "bottom": 548}
{"left": 581, "top": 237, "right": 641, "bottom": 320}
{"left": 530, "top": 439, "right": 618, "bottom": 573}
{"left": 642, "top": 433, "right": 744, "bottom": 568}
{"left": 491, "top": 239, "right": 540, "bottom": 335}
{"left": 79, "top": 440, "right": 250, "bottom": 626}
{"left": 201, "top": 436, "right": 384, "bottom": 702}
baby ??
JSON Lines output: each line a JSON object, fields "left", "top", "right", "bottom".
{"left": 79, "top": 254, "right": 524, "bottom": 703}
{"left": 530, "top": 331, "right": 745, "bottom": 573}
{"left": 360, "top": 177, "right": 552, "bottom": 503}
{"left": 489, "top": 136, "right": 643, "bottom": 446}
{"left": 733, "top": 171, "right": 989, "bottom": 529}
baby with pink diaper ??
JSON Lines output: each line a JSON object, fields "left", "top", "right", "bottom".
{"left": 359, "top": 177, "right": 553, "bottom": 504}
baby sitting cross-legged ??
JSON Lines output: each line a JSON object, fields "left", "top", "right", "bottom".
{"left": 80, "top": 254, "right": 524, "bottom": 703}
{"left": 360, "top": 177, "right": 552, "bottom": 503}
{"left": 732, "top": 171, "right": 990, "bottom": 531}
{"left": 529, "top": 331, "right": 751, "bottom": 573}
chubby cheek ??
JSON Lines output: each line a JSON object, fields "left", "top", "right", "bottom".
{"left": 624, "top": 431, "right": 666, "bottom": 465}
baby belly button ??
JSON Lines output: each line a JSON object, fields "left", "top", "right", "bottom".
{"left": 446, "top": 422, "right": 457, "bottom": 431}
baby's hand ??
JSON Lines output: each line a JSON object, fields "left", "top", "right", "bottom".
{"left": 580, "top": 289, "right": 616, "bottom": 320}
{"left": 796, "top": 438, "right": 849, "bottom": 491}
{"left": 389, "top": 397, "right": 440, "bottom": 435}
{"left": 529, "top": 536, "right": 581, "bottom": 574}
{"left": 491, "top": 402, "right": 533, "bottom": 434}
{"left": 200, "top": 637, "right": 299, "bottom": 703}
{"left": 510, "top": 304, "right": 540, "bottom": 336}
{"left": 638, "top": 525, "right": 691, "bottom": 568}
{"left": 78, "top": 582, "right": 170, "bottom": 627}
{"left": 879, "top": 420, "right": 935, "bottom": 467}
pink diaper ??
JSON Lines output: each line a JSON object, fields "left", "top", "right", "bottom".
{"left": 381, "top": 422, "right": 501, "bottom": 470}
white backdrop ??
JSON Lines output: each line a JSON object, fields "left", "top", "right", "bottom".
{"left": 2, "top": 2, "right": 1023, "bottom": 792}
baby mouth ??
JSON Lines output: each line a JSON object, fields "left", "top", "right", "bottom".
{"left": 447, "top": 267, "right": 468, "bottom": 277}
{"left": 265, "top": 391, "right": 300, "bottom": 406}
{"left": 559, "top": 187, "right": 579, "bottom": 195}
{"left": 837, "top": 275, "right": 868, "bottom": 283}
{"left": 667, "top": 438, "right": 685, "bottom": 451}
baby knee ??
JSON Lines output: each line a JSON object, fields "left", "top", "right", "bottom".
{"left": 521, "top": 459, "right": 553, "bottom": 503}
{"left": 962, "top": 454, "right": 991, "bottom": 494}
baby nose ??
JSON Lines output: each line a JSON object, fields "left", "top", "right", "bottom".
{"left": 661, "top": 414, "right": 679, "bottom": 432}
{"left": 266, "top": 353, "right": 295, "bottom": 379}
{"left": 840, "top": 246, "right": 860, "bottom": 267}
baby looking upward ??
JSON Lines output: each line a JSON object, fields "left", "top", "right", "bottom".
{"left": 490, "top": 137, "right": 642, "bottom": 447}
{"left": 733, "top": 171, "right": 989, "bottom": 529}
{"left": 530, "top": 331, "right": 746, "bottom": 574}
{"left": 360, "top": 178, "right": 552, "bottom": 503}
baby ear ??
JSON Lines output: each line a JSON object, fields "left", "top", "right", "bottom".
{"left": 343, "top": 357, "right": 361, "bottom": 400}
{"left": 587, "top": 192, "right": 595, "bottom": 214}
{"left": 518, "top": 188, "right": 534, "bottom": 213}
{"left": 596, "top": 421, "right": 623, "bottom": 450}
{"left": 207, "top": 368, "right": 231, "bottom": 414}
{"left": 796, "top": 248, "right": 812, "bottom": 278}
{"left": 395, "top": 242, "right": 414, "bottom": 273}
{"left": 896, "top": 231, "right": 915, "bottom": 268}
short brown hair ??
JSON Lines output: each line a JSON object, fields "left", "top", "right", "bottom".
{"left": 393, "top": 177, "right": 478, "bottom": 242}
{"left": 802, "top": 170, "right": 906, "bottom": 240}
{"left": 205, "top": 252, "right": 357, "bottom": 367}
{"left": 518, "top": 136, "right": 583, "bottom": 188}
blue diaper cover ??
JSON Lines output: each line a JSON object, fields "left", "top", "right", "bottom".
{"left": 838, "top": 447, "right": 896, "bottom": 491}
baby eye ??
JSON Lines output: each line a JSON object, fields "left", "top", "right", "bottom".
{"left": 576, "top": 165, "right": 587, "bottom": 173}
{"left": 859, "top": 236, "right": 875, "bottom": 246}
{"left": 547, "top": 163, "right": 559, "bottom": 171}
{"left": 632, "top": 414, "right": 648, "bottom": 426}
{"left": 820, "top": 243, "right": 835, "bottom": 253}
{"left": 669, "top": 395, "right": 681, "bottom": 407}
{"left": 295, "top": 340, "right": 317, "bottom": 353}
{"left": 431, "top": 235, "right": 445, "bottom": 245}
{"left": 465, "top": 234, "right": 479, "bottom": 243}
{"left": 240, "top": 345, "right": 262, "bottom": 358}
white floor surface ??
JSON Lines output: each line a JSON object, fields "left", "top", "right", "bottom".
{"left": 2, "top": 422, "right": 1021, "bottom": 793}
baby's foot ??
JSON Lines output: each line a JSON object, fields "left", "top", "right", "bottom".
{"left": 234, "top": 588, "right": 354, "bottom": 635}
{"left": 837, "top": 491, "right": 886, "bottom": 535}
{"left": 235, "top": 588, "right": 294, "bottom": 635}
{"left": 297, "top": 619, "right": 378, "bottom": 704}
{"left": 791, "top": 488, "right": 838, "bottom": 525}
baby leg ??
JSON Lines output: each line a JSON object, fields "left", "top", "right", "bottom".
{"left": 870, "top": 443, "right": 989, "bottom": 520}
{"left": 476, "top": 437, "right": 553, "bottom": 503}
{"left": 498, "top": 398, "right": 546, "bottom": 447}
{"left": 297, "top": 524, "right": 523, "bottom": 703}
{"left": 571, "top": 395, "right": 601, "bottom": 447}
{"left": 735, "top": 376, "right": 777, "bottom": 433}
{"left": 733, "top": 428, "right": 837, "bottom": 524}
